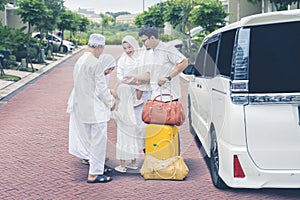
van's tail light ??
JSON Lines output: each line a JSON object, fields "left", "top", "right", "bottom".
{"left": 230, "top": 28, "right": 250, "bottom": 105}
{"left": 234, "top": 155, "right": 245, "bottom": 178}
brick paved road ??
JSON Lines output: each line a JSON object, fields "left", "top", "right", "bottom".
{"left": 0, "top": 46, "right": 299, "bottom": 200}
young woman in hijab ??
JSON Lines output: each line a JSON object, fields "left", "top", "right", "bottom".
{"left": 117, "top": 35, "right": 145, "bottom": 107}
{"left": 117, "top": 35, "right": 152, "bottom": 153}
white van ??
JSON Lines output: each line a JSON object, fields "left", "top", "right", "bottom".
{"left": 185, "top": 10, "right": 300, "bottom": 188}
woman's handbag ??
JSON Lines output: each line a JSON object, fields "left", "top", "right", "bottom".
{"left": 140, "top": 155, "right": 189, "bottom": 180}
{"left": 142, "top": 94, "right": 185, "bottom": 126}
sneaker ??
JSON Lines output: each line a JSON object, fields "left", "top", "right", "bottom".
{"left": 114, "top": 165, "right": 127, "bottom": 173}
{"left": 133, "top": 99, "right": 144, "bottom": 107}
{"left": 126, "top": 163, "right": 138, "bottom": 170}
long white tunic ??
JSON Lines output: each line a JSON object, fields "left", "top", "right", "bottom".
{"left": 111, "top": 84, "right": 139, "bottom": 160}
{"left": 67, "top": 51, "right": 115, "bottom": 174}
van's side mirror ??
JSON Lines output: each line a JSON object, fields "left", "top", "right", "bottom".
{"left": 183, "top": 64, "right": 201, "bottom": 76}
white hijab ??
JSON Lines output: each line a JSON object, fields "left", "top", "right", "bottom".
{"left": 122, "top": 35, "right": 139, "bottom": 51}
{"left": 99, "top": 53, "right": 116, "bottom": 71}
{"left": 117, "top": 36, "right": 141, "bottom": 78}
{"left": 99, "top": 53, "right": 116, "bottom": 84}
{"left": 112, "top": 84, "right": 136, "bottom": 126}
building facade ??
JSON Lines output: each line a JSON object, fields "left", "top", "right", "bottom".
{"left": 220, "top": 0, "right": 299, "bottom": 24}
{"left": 0, "top": 1, "right": 24, "bottom": 29}
{"left": 116, "top": 14, "right": 138, "bottom": 25}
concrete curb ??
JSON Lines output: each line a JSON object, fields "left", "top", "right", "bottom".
{"left": 0, "top": 47, "right": 84, "bottom": 101}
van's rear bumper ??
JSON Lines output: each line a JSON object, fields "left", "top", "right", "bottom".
{"left": 218, "top": 140, "right": 300, "bottom": 188}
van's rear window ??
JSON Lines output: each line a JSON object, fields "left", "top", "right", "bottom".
{"left": 248, "top": 21, "right": 300, "bottom": 93}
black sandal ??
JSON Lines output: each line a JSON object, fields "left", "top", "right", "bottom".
{"left": 87, "top": 175, "right": 112, "bottom": 183}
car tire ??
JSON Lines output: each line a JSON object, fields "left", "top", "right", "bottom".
{"left": 60, "top": 45, "right": 68, "bottom": 54}
{"left": 210, "top": 129, "right": 227, "bottom": 189}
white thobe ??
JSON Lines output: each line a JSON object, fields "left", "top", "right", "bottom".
{"left": 68, "top": 51, "right": 115, "bottom": 175}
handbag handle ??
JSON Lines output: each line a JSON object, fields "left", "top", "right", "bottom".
{"left": 149, "top": 95, "right": 174, "bottom": 122}
{"left": 153, "top": 156, "right": 179, "bottom": 179}
{"left": 153, "top": 94, "right": 173, "bottom": 101}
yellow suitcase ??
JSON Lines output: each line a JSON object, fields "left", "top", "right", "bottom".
{"left": 145, "top": 124, "right": 180, "bottom": 160}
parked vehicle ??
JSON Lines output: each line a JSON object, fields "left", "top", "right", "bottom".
{"left": 184, "top": 10, "right": 300, "bottom": 188}
{"left": 32, "top": 32, "right": 75, "bottom": 53}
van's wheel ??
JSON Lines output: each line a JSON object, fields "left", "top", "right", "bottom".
{"left": 210, "top": 130, "right": 227, "bottom": 189}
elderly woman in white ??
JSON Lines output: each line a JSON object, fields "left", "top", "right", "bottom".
{"left": 67, "top": 34, "right": 115, "bottom": 183}
{"left": 117, "top": 35, "right": 152, "bottom": 153}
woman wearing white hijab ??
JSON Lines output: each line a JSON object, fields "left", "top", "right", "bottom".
{"left": 117, "top": 35, "right": 151, "bottom": 152}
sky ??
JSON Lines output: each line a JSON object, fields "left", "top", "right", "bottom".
{"left": 63, "top": 0, "right": 163, "bottom": 14}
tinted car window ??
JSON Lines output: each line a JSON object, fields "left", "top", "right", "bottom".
{"left": 205, "top": 41, "right": 218, "bottom": 77}
{"left": 194, "top": 45, "right": 206, "bottom": 76}
{"left": 217, "top": 29, "right": 236, "bottom": 77}
{"left": 248, "top": 21, "right": 300, "bottom": 93}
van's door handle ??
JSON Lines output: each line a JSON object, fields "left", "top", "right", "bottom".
{"left": 298, "top": 106, "right": 300, "bottom": 125}
{"left": 197, "top": 84, "right": 202, "bottom": 88}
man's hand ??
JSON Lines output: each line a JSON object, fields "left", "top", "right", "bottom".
{"left": 158, "top": 77, "right": 168, "bottom": 87}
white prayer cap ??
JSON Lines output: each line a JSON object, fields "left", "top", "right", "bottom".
{"left": 88, "top": 34, "right": 105, "bottom": 48}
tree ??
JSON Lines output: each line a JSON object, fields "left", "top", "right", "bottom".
{"left": 79, "top": 16, "right": 90, "bottom": 33}
{"left": 99, "top": 13, "right": 114, "bottom": 34}
{"left": 17, "top": 0, "right": 51, "bottom": 68}
{"left": 43, "top": 0, "right": 65, "bottom": 56}
{"left": 44, "top": 0, "right": 64, "bottom": 31}
{"left": 134, "top": 2, "right": 166, "bottom": 29}
{"left": 190, "top": 0, "right": 228, "bottom": 34}
{"left": 78, "top": 16, "right": 90, "bottom": 45}
{"left": 164, "top": 0, "right": 193, "bottom": 34}
{"left": 69, "top": 12, "right": 84, "bottom": 42}
{"left": 57, "top": 9, "right": 74, "bottom": 49}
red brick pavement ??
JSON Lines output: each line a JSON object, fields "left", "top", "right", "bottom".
{"left": 0, "top": 46, "right": 299, "bottom": 200}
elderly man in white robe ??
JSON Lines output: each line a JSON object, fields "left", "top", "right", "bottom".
{"left": 68, "top": 34, "right": 115, "bottom": 183}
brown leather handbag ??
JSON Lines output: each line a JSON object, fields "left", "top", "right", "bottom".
{"left": 142, "top": 94, "right": 185, "bottom": 126}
